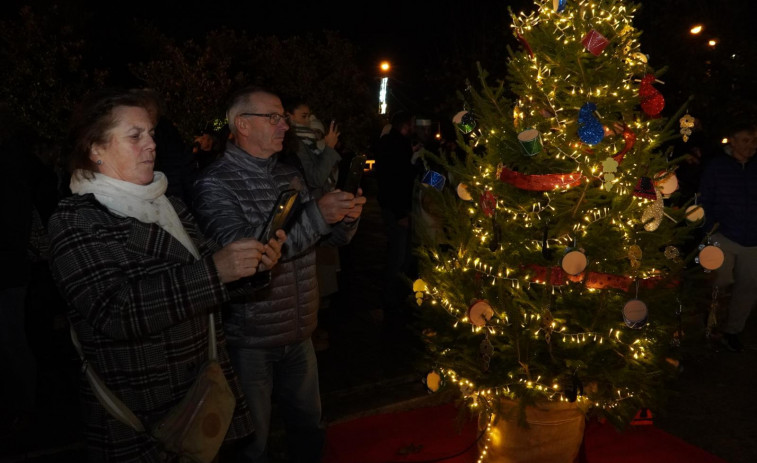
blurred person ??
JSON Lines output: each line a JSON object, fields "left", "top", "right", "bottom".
{"left": 47, "top": 88, "right": 285, "bottom": 461}
{"left": 699, "top": 118, "right": 757, "bottom": 352}
{"left": 374, "top": 110, "right": 418, "bottom": 315}
{"left": 284, "top": 99, "right": 344, "bottom": 350}
{"left": 192, "top": 86, "right": 365, "bottom": 463}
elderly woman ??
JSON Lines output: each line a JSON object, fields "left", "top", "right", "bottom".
{"left": 48, "top": 89, "right": 285, "bottom": 461}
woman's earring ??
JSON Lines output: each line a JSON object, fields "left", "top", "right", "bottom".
{"left": 96, "top": 159, "right": 102, "bottom": 165}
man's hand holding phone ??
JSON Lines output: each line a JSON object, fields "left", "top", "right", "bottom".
{"left": 317, "top": 189, "right": 366, "bottom": 224}
{"left": 259, "top": 229, "right": 286, "bottom": 272}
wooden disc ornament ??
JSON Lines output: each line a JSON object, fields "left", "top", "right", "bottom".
{"left": 561, "top": 248, "right": 588, "bottom": 276}
{"left": 696, "top": 244, "right": 725, "bottom": 271}
{"left": 685, "top": 204, "right": 705, "bottom": 223}
{"left": 623, "top": 299, "right": 648, "bottom": 329}
{"left": 468, "top": 300, "right": 494, "bottom": 327}
{"left": 457, "top": 183, "right": 473, "bottom": 201}
{"left": 654, "top": 171, "right": 679, "bottom": 197}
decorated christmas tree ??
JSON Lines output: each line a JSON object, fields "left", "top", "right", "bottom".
{"left": 414, "top": 0, "right": 704, "bottom": 456}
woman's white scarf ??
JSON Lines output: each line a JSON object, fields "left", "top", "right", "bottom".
{"left": 70, "top": 170, "right": 200, "bottom": 260}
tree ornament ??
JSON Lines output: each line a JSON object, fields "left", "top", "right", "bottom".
{"left": 413, "top": 279, "right": 428, "bottom": 306}
{"left": 423, "top": 370, "right": 443, "bottom": 393}
{"left": 480, "top": 190, "right": 497, "bottom": 217}
{"left": 628, "top": 244, "right": 642, "bottom": 269}
{"left": 641, "top": 190, "right": 664, "bottom": 232}
{"left": 561, "top": 248, "right": 587, "bottom": 275}
{"left": 581, "top": 29, "right": 609, "bottom": 56}
{"left": 578, "top": 102, "right": 605, "bottom": 145}
{"left": 421, "top": 170, "right": 446, "bottom": 191}
{"left": 613, "top": 126, "right": 636, "bottom": 163}
{"left": 468, "top": 299, "right": 494, "bottom": 327}
{"left": 685, "top": 204, "right": 705, "bottom": 223}
{"left": 516, "top": 33, "right": 534, "bottom": 58}
{"left": 664, "top": 246, "right": 681, "bottom": 262}
{"left": 639, "top": 74, "right": 665, "bottom": 117}
{"left": 517, "top": 128, "right": 543, "bottom": 156}
{"left": 695, "top": 243, "right": 725, "bottom": 272}
{"left": 552, "top": 0, "right": 568, "bottom": 12}
{"left": 623, "top": 299, "right": 648, "bottom": 329}
{"left": 632, "top": 176, "right": 656, "bottom": 199}
{"left": 456, "top": 183, "right": 473, "bottom": 201}
{"left": 679, "top": 114, "right": 695, "bottom": 142}
{"left": 480, "top": 333, "right": 494, "bottom": 372}
{"left": 452, "top": 110, "right": 476, "bottom": 134}
{"left": 654, "top": 171, "right": 679, "bottom": 197}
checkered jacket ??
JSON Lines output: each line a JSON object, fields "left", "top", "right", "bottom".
{"left": 48, "top": 193, "right": 253, "bottom": 462}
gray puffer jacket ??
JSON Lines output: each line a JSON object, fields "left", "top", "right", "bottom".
{"left": 192, "top": 143, "right": 357, "bottom": 348}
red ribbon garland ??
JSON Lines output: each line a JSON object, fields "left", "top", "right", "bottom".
{"left": 525, "top": 264, "right": 672, "bottom": 291}
{"left": 498, "top": 166, "right": 583, "bottom": 191}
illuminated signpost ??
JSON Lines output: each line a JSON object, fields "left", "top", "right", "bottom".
{"left": 378, "top": 61, "right": 390, "bottom": 115}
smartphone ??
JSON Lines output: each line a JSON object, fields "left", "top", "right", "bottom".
{"left": 342, "top": 155, "right": 367, "bottom": 195}
{"left": 258, "top": 189, "right": 300, "bottom": 242}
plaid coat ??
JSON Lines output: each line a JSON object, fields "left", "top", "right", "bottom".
{"left": 48, "top": 193, "right": 254, "bottom": 462}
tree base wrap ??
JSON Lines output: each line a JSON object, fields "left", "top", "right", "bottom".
{"left": 479, "top": 399, "right": 585, "bottom": 463}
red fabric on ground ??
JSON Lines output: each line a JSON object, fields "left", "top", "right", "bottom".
{"left": 323, "top": 402, "right": 728, "bottom": 463}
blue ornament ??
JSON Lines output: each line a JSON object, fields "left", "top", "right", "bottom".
{"left": 578, "top": 102, "right": 605, "bottom": 145}
{"left": 421, "top": 170, "right": 446, "bottom": 191}
{"left": 553, "top": 0, "right": 568, "bottom": 12}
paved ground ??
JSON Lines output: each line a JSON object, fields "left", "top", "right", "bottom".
{"left": 2, "top": 171, "right": 756, "bottom": 462}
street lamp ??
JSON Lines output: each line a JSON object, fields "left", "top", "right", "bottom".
{"left": 378, "top": 61, "right": 391, "bottom": 115}
{"left": 689, "top": 24, "right": 703, "bottom": 35}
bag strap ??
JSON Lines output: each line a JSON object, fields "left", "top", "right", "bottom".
{"left": 70, "top": 312, "right": 217, "bottom": 433}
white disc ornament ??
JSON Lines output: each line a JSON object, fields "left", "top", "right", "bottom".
{"left": 623, "top": 299, "right": 648, "bottom": 329}
{"left": 561, "top": 249, "right": 587, "bottom": 275}
{"left": 696, "top": 244, "right": 725, "bottom": 271}
{"left": 654, "top": 171, "right": 679, "bottom": 197}
{"left": 468, "top": 300, "right": 494, "bottom": 327}
{"left": 685, "top": 205, "right": 705, "bottom": 223}
{"left": 457, "top": 183, "right": 473, "bottom": 201}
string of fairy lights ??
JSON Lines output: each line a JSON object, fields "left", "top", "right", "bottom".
{"left": 416, "top": 1, "right": 689, "bottom": 458}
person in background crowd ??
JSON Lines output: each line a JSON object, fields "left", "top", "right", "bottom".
{"left": 699, "top": 117, "right": 757, "bottom": 353}
{"left": 192, "top": 86, "right": 365, "bottom": 463}
{"left": 47, "top": 88, "right": 284, "bottom": 461}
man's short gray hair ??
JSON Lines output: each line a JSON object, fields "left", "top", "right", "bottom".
{"left": 226, "top": 85, "right": 277, "bottom": 135}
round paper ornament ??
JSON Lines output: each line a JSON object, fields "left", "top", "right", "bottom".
{"left": 696, "top": 244, "right": 725, "bottom": 271}
{"left": 654, "top": 171, "right": 679, "bottom": 197}
{"left": 685, "top": 204, "right": 705, "bottom": 222}
{"left": 424, "top": 370, "right": 443, "bottom": 393}
{"left": 622, "top": 299, "right": 648, "bottom": 329}
{"left": 561, "top": 248, "right": 588, "bottom": 275}
{"left": 457, "top": 183, "right": 473, "bottom": 201}
{"left": 468, "top": 300, "right": 494, "bottom": 327}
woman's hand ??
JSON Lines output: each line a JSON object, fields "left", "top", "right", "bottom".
{"left": 212, "top": 238, "right": 266, "bottom": 283}
{"left": 259, "top": 230, "right": 286, "bottom": 271}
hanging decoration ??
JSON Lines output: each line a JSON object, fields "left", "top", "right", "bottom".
{"left": 695, "top": 243, "right": 725, "bottom": 272}
{"left": 685, "top": 204, "right": 705, "bottom": 223}
{"left": 456, "top": 183, "right": 473, "bottom": 201}
{"left": 452, "top": 110, "right": 476, "bottom": 134}
{"left": 423, "top": 370, "right": 443, "bottom": 393}
{"left": 517, "top": 33, "right": 534, "bottom": 58}
{"left": 468, "top": 300, "right": 494, "bottom": 327}
{"left": 561, "top": 248, "right": 588, "bottom": 275}
{"left": 421, "top": 170, "right": 446, "bottom": 191}
{"left": 654, "top": 170, "right": 679, "bottom": 198}
{"left": 413, "top": 279, "right": 428, "bottom": 306}
{"left": 480, "top": 333, "right": 494, "bottom": 372}
{"left": 498, "top": 164, "right": 583, "bottom": 191}
{"left": 664, "top": 246, "right": 682, "bottom": 262}
{"left": 639, "top": 74, "right": 665, "bottom": 116}
{"left": 613, "top": 126, "right": 637, "bottom": 163}
{"left": 601, "top": 157, "right": 619, "bottom": 191}
{"left": 480, "top": 190, "right": 497, "bottom": 217}
{"left": 628, "top": 244, "right": 642, "bottom": 269}
{"left": 552, "top": 0, "right": 568, "bottom": 12}
{"left": 641, "top": 189, "right": 664, "bottom": 232}
{"left": 578, "top": 102, "right": 605, "bottom": 145}
{"left": 622, "top": 299, "right": 648, "bottom": 329}
{"left": 581, "top": 29, "right": 610, "bottom": 56}
{"left": 517, "top": 128, "right": 543, "bottom": 156}
{"left": 632, "top": 176, "right": 657, "bottom": 199}
{"left": 679, "top": 114, "right": 695, "bottom": 142}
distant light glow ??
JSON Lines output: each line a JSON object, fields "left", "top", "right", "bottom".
{"left": 378, "top": 77, "right": 388, "bottom": 115}
{"left": 379, "top": 61, "right": 391, "bottom": 73}
{"left": 708, "top": 39, "right": 717, "bottom": 47}
{"left": 689, "top": 25, "right": 703, "bottom": 35}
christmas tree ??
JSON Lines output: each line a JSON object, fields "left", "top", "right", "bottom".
{"left": 414, "top": 0, "right": 702, "bottom": 438}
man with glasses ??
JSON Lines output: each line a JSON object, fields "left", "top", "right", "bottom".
{"left": 192, "top": 86, "right": 365, "bottom": 462}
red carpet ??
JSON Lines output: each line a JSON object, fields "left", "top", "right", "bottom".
{"left": 323, "top": 402, "right": 727, "bottom": 463}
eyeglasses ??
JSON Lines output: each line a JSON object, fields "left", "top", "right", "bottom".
{"left": 238, "top": 112, "right": 288, "bottom": 125}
